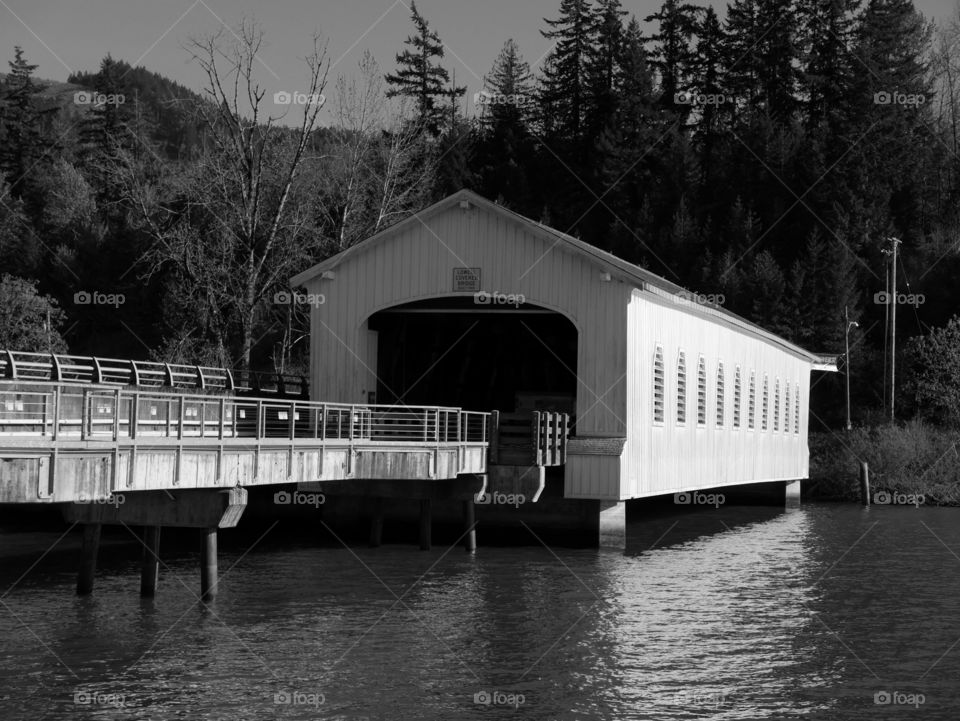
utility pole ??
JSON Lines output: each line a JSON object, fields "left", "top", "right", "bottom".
{"left": 845, "top": 306, "right": 858, "bottom": 430}
{"left": 881, "top": 237, "right": 901, "bottom": 423}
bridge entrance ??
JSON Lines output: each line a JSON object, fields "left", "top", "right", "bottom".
{"left": 368, "top": 298, "right": 577, "bottom": 416}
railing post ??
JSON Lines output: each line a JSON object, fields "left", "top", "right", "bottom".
{"left": 289, "top": 402, "right": 295, "bottom": 440}
{"left": 218, "top": 398, "right": 225, "bottom": 440}
{"left": 81, "top": 389, "right": 88, "bottom": 441}
{"left": 113, "top": 388, "right": 121, "bottom": 441}
{"left": 130, "top": 392, "right": 138, "bottom": 440}
{"left": 51, "top": 388, "right": 59, "bottom": 441}
{"left": 177, "top": 397, "right": 185, "bottom": 441}
{"left": 257, "top": 400, "right": 264, "bottom": 439}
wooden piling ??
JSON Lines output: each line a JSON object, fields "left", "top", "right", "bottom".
{"left": 369, "top": 497, "right": 383, "bottom": 548}
{"left": 200, "top": 527, "right": 218, "bottom": 601}
{"left": 859, "top": 462, "right": 870, "bottom": 506}
{"left": 76, "top": 523, "right": 101, "bottom": 596}
{"left": 462, "top": 500, "right": 476, "bottom": 553}
{"left": 419, "top": 499, "right": 432, "bottom": 551}
{"left": 140, "top": 526, "right": 161, "bottom": 597}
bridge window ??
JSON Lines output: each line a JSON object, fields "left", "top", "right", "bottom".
{"left": 748, "top": 372, "right": 756, "bottom": 429}
{"left": 762, "top": 375, "right": 769, "bottom": 431}
{"left": 794, "top": 383, "right": 801, "bottom": 434}
{"left": 773, "top": 379, "right": 780, "bottom": 432}
{"left": 733, "top": 366, "right": 742, "bottom": 428}
{"left": 785, "top": 384, "right": 791, "bottom": 433}
{"left": 676, "top": 351, "right": 687, "bottom": 425}
{"left": 697, "top": 356, "right": 707, "bottom": 426}
{"left": 716, "top": 362, "right": 725, "bottom": 427}
{"left": 653, "top": 347, "right": 665, "bottom": 424}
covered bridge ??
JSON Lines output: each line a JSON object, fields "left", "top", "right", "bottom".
{"left": 291, "top": 190, "right": 833, "bottom": 512}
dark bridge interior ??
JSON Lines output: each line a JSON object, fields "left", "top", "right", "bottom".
{"left": 368, "top": 298, "right": 577, "bottom": 413}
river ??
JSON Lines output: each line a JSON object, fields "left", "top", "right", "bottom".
{"left": 1, "top": 503, "right": 958, "bottom": 719}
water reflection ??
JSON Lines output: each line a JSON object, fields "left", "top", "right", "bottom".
{"left": 2, "top": 505, "right": 960, "bottom": 719}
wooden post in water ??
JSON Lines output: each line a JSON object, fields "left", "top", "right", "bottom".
{"left": 419, "top": 499, "right": 432, "bottom": 551}
{"left": 369, "top": 497, "right": 384, "bottom": 548}
{"left": 859, "top": 462, "right": 870, "bottom": 506}
{"left": 140, "top": 526, "right": 161, "bottom": 597}
{"left": 200, "top": 527, "right": 218, "bottom": 601}
{"left": 76, "top": 523, "right": 101, "bottom": 595}
{"left": 463, "top": 500, "right": 476, "bottom": 553}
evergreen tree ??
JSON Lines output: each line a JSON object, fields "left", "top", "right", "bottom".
{"left": 725, "top": 0, "right": 801, "bottom": 119}
{"left": 0, "top": 47, "right": 53, "bottom": 201}
{"left": 645, "top": 0, "right": 703, "bottom": 113}
{"left": 540, "top": 0, "right": 597, "bottom": 144}
{"left": 78, "top": 55, "right": 136, "bottom": 156}
{"left": 475, "top": 40, "right": 537, "bottom": 210}
{"left": 586, "top": 0, "right": 627, "bottom": 135}
{"left": 385, "top": 1, "right": 465, "bottom": 135}
{"left": 798, "top": 0, "right": 862, "bottom": 131}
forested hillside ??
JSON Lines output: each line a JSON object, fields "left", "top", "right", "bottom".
{"left": 1, "top": 0, "right": 958, "bottom": 426}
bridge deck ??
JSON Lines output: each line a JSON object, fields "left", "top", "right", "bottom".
{"left": 0, "top": 381, "right": 489, "bottom": 503}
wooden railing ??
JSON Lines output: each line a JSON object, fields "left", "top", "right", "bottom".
{"left": 489, "top": 411, "right": 569, "bottom": 466}
{"left": 0, "top": 350, "right": 307, "bottom": 398}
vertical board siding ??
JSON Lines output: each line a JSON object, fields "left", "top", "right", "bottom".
{"left": 625, "top": 289, "right": 811, "bottom": 498}
{"left": 307, "top": 203, "right": 631, "bottom": 502}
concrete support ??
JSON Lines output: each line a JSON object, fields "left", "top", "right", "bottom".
{"left": 76, "top": 523, "right": 101, "bottom": 595}
{"left": 369, "top": 497, "right": 384, "bottom": 548}
{"left": 419, "top": 499, "right": 432, "bottom": 550}
{"left": 200, "top": 527, "right": 218, "bottom": 602}
{"left": 140, "top": 526, "right": 161, "bottom": 597}
{"left": 785, "top": 480, "right": 802, "bottom": 510}
{"left": 463, "top": 500, "right": 476, "bottom": 553}
{"left": 598, "top": 501, "right": 626, "bottom": 550}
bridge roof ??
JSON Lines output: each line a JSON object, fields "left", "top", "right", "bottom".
{"left": 291, "top": 189, "right": 833, "bottom": 368}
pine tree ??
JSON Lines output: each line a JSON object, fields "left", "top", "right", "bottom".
{"left": 586, "top": 0, "right": 627, "bottom": 135}
{"left": 725, "top": 0, "right": 801, "bottom": 119}
{"left": 475, "top": 40, "right": 537, "bottom": 210}
{"left": 540, "top": 0, "right": 597, "bottom": 144}
{"left": 0, "top": 47, "right": 53, "bottom": 200}
{"left": 78, "top": 55, "right": 135, "bottom": 156}
{"left": 798, "top": 0, "right": 862, "bottom": 131}
{"left": 644, "top": 0, "right": 703, "bottom": 113}
{"left": 385, "top": 1, "right": 464, "bottom": 135}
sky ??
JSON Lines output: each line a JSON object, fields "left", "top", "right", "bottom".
{"left": 1, "top": 0, "right": 958, "bottom": 120}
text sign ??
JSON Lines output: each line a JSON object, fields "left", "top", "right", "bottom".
{"left": 453, "top": 267, "right": 481, "bottom": 292}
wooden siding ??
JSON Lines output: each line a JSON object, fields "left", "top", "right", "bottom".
{"left": 304, "top": 203, "right": 632, "bottom": 486}
{"left": 621, "top": 288, "right": 810, "bottom": 500}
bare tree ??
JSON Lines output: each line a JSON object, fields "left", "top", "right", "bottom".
{"left": 117, "top": 20, "right": 329, "bottom": 369}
